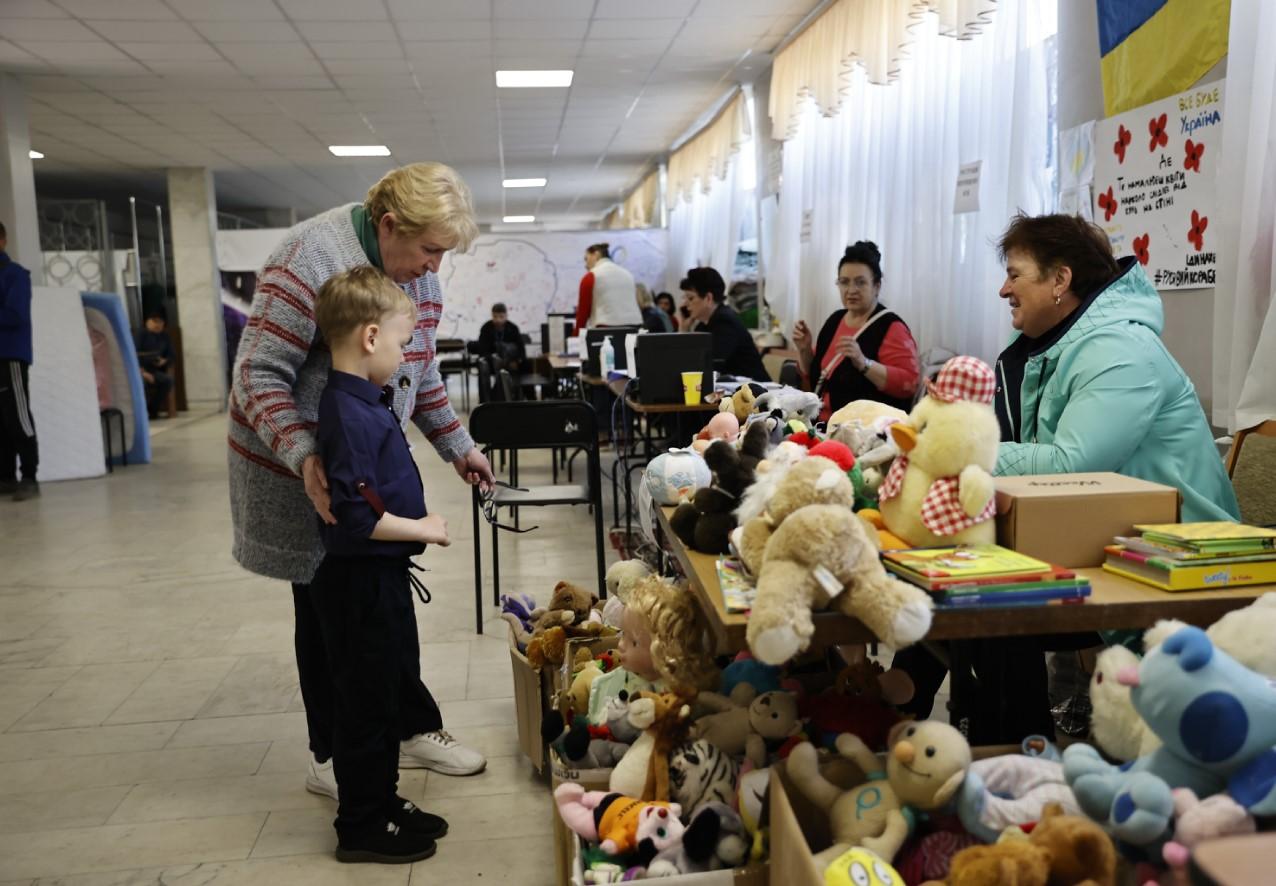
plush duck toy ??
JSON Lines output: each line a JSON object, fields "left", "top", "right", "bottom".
{"left": 865, "top": 356, "right": 999, "bottom": 549}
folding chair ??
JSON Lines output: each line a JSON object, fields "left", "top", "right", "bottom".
{"left": 469, "top": 400, "right": 606, "bottom": 634}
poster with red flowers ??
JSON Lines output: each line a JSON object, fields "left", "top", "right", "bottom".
{"left": 1092, "top": 81, "right": 1224, "bottom": 290}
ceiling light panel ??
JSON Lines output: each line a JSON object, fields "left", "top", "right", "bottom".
{"left": 503, "top": 178, "right": 547, "bottom": 188}
{"left": 328, "top": 145, "right": 391, "bottom": 156}
{"left": 495, "top": 69, "right": 573, "bottom": 88}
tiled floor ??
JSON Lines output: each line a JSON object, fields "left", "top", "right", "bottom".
{"left": 0, "top": 406, "right": 617, "bottom": 884}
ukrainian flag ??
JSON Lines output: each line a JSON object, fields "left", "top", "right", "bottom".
{"left": 1098, "top": 0, "right": 1230, "bottom": 116}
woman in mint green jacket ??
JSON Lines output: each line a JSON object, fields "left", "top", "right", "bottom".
{"left": 993, "top": 213, "right": 1238, "bottom": 523}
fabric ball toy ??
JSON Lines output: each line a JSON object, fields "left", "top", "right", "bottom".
{"left": 644, "top": 449, "right": 711, "bottom": 505}
{"left": 824, "top": 846, "right": 903, "bottom": 886}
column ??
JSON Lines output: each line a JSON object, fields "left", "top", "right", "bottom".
{"left": 166, "top": 167, "right": 227, "bottom": 408}
{"left": 0, "top": 73, "right": 43, "bottom": 284}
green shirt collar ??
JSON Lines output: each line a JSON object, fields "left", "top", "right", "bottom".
{"left": 351, "top": 205, "right": 382, "bottom": 270}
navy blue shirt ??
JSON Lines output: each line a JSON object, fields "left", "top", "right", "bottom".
{"left": 317, "top": 370, "right": 426, "bottom": 558}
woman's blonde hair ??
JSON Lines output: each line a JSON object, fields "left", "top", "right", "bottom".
{"left": 364, "top": 162, "right": 479, "bottom": 252}
{"left": 314, "top": 265, "right": 415, "bottom": 343}
{"left": 635, "top": 282, "right": 654, "bottom": 309}
{"left": 626, "top": 576, "right": 716, "bottom": 693}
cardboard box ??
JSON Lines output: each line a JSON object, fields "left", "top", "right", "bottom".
{"left": 552, "top": 750, "right": 612, "bottom": 886}
{"left": 994, "top": 472, "right": 1180, "bottom": 567}
{"left": 567, "top": 831, "right": 767, "bottom": 886}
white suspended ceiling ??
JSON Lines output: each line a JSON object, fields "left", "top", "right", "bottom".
{"left": 0, "top": 0, "right": 820, "bottom": 225}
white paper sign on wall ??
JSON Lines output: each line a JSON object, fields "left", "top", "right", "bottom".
{"left": 954, "top": 161, "right": 981, "bottom": 214}
{"left": 1092, "top": 81, "right": 1224, "bottom": 290}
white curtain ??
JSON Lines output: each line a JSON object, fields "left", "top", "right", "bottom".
{"left": 768, "top": 0, "right": 1056, "bottom": 365}
{"left": 1212, "top": 0, "right": 1276, "bottom": 432}
{"left": 666, "top": 153, "right": 750, "bottom": 292}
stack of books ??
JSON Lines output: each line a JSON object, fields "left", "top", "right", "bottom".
{"left": 1104, "top": 522, "right": 1276, "bottom": 591}
{"left": 882, "top": 544, "right": 1090, "bottom": 608}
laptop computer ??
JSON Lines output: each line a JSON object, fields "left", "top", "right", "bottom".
{"left": 582, "top": 326, "right": 639, "bottom": 376}
{"left": 633, "top": 333, "right": 713, "bottom": 403}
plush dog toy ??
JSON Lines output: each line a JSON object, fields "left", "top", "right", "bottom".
{"left": 692, "top": 683, "right": 801, "bottom": 768}
{"left": 867, "top": 356, "right": 999, "bottom": 550}
{"left": 787, "top": 720, "right": 972, "bottom": 868}
{"left": 1063, "top": 626, "right": 1276, "bottom": 848}
{"left": 737, "top": 456, "right": 933, "bottom": 664}
{"left": 647, "top": 802, "right": 749, "bottom": 876}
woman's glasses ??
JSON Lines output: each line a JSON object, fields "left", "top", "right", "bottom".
{"left": 478, "top": 480, "right": 539, "bottom": 533}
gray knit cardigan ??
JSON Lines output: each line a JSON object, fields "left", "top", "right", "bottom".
{"left": 227, "top": 204, "right": 474, "bottom": 584}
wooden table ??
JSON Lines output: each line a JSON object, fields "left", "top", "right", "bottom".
{"left": 656, "top": 506, "right": 1275, "bottom": 654}
{"left": 546, "top": 354, "right": 581, "bottom": 372}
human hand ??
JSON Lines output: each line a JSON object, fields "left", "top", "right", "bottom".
{"left": 302, "top": 454, "right": 337, "bottom": 525}
{"left": 792, "top": 320, "right": 812, "bottom": 353}
{"left": 418, "top": 513, "right": 451, "bottom": 546}
{"left": 452, "top": 446, "right": 494, "bottom": 492}
{"left": 141, "top": 370, "right": 155, "bottom": 383}
{"left": 835, "top": 337, "right": 867, "bottom": 371}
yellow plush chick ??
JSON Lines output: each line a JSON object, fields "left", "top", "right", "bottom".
{"left": 877, "top": 357, "right": 1000, "bottom": 548}
{"left": 824, "top": 847, "right": 903, "bottom": 886}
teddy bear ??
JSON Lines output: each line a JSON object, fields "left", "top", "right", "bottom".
{"left": 502, "top": 581, "right": 610, "bottom": 668}
{"left": 611, "top": 691, "right": 694, "bottom": 801}
{"left": 865, "top": 356, "right": 999, "bottom": 550}
{"left": 737, "top": 455, "right": 933, "bottom": 664}
{"left": 669, "top": 423, "right": 768, "bottom": 555}
{"left": 554, "top": 782, "right": 684, "bottom": 860}
{"left": 1063, "top": 626, "right": 1276, "bottom": 849}
{"left": 691, "top": 683, "right": 801, "bottom": 767}
{"left": 719, "top": 382, "right": 766, "bottom": 423}
{"left": 605, "top": 559, "right": 654, "bottom": 603}
{"left": 788, "top": 720, "right": 972, "bottom": 868}
{"left": 927, "top": 802, "right": 1117, "bottom": 886}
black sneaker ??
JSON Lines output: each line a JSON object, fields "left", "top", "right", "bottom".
{"left": 13, "top": 479, "right": 39, "bottom": 501}
{"left": 387, "top": 797, "right": 448, "bottom": 840}
{"left": 335, "top": 820, "right": 437, "bottom": 864}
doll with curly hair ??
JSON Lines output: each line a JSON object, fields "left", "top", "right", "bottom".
{"left": 620, "top": 575, "right": 717, "bottom": 694}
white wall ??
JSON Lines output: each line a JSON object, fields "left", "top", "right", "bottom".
{"left": 1056, "top": 1, "right": 1225, "bottom": 420}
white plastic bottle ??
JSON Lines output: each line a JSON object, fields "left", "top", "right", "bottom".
{"left": 600, "top": 336, "right": 615, "bottom": 375}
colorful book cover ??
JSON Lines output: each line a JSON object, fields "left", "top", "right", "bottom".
{"left": 882, "top": 545, "right": 1067, "bottom": 591}
{"left": 1111, "top": 536, "right": 1262, "bottom": 561}
{"left": 941, "top": 577, "right": 1090, "bottom": 596}
{"left": 1103, "top": 555, "right": 1276, "bottom": 592}
{"left": 936, "top": 584, "right": 1091, "bottom": 607}
{"left": 1106, "top": 545, "right": 1276, "bottom": 570}
{"left": 716, "top": 557, "right": 755, "bottom": 614}
{"left": 1134, "top": 522, "right": 1276, "bottom": 541}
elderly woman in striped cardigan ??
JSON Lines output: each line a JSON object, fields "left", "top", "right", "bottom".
{"left": 227, "top": 163, "right": 494, "bottom": 797}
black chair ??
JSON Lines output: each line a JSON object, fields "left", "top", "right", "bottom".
{"left": 100, "top": 408, "right": 127, "bottom": 472}
{"left": 475, "top": 355, "right": 496, "bottom": 404}
{"left": 497, "top": 368, "right": 520, "bottom": 402}
{"left": 438, "top": 341, "right": 472, "bottom": 412}
{"left": 778, "top": 359, "right": 802, "bottom": 388}
{"left": 469, "top": 400, "right": 606, "bottom": 634}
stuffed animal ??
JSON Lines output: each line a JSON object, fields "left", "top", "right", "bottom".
{"left": 787, "top": 720, "right": 972, "bottom": 868}
{"left": 956, "top": 754, "right": 1082, "bottom": 843}
{"left": 692, "top": 684, "right": 801, "bottom": 767}
{"left": 719, "top": 653, "right": 786, "bottom": 697}
{"left": 668, "top": 739, "right": 740, "bottom": 818}
{"left": 824, "top": 847, "right": 904, "bottom": 886}
{"left": 544, "top": 711, "right": 631, "bottom": 770}
{"left": 502, "top": 581, "right": 610, "bottom": 670}
{"left": 869, "top": 356, "right": 999, "bottom": 549}
{"left": 554, "top": 782, "right": 684, "bottom": 858}
{"left": 930, "top": 839, "right": 1052, "bottom": 886}
{"left": 737, "top": 455, "right": 933, "bottom": 664}
{"left": 605, "top": 559, "right": 654, "bottom": 603}
{"left": 736, "top": 763, "right": 771, "bottom": 861}
{"left": 670, "top": 429, "right": 765, "bottom": 555}
{"left": 735, "top": 438, "right": 809, "bottom": 528}
{"left": 499, "top": 593, "right": 541, "bottom": 644}
{"left": 567, "top": 660, "right": 606, "bottom": 716}
{"left": 647, "top": 802, "right": 749, "bottom": 876}
{"left": 719, "top": 382, "right": 766, "bottom": 423}
{"left": 801, "top": 652, "right": 913, "bottom": 752}
{"left": 1160, "top": 788, "right": 1256, "bottom": 883}
{"left": 828, "top": 400, "right": 908, "bottom": 431}
{"left": 610, "top": 691, "right": 693, "bottom": 801}
{"left": 754, "top": 387, "right": 822, "bottom": 424}
{"left": 1063, "top": 626, "right": 1276, "bottom": 847}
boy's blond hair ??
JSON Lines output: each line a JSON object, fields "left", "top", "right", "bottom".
{"left": 364, "top": 162, "right": 479, "bottom": 252}
{"left": 314, "top": 266, "right": 415, "bottom": 343}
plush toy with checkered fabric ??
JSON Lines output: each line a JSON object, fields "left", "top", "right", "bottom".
{"left": 863, "top": 356, "right": 1000, "bottom": 549}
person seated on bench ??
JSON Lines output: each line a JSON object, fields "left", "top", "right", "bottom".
{"left": 475, "top": 302, "right": 527, "bottom": 374}
{"left": 137, "top": 308, "right": 174, "bottom": 419}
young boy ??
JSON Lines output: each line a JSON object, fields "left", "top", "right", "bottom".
{"left": 311, "top": 265, "right": 451, "bottom": 864}
{"left": 136, "top": 308, "right": 174, "bottom": 419}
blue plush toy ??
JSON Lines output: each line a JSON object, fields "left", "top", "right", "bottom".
{"left": 1063, "top": 625, "right": 1276, "bottom": 848}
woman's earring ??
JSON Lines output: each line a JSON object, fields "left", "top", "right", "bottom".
{"left": 1053, "top": 295, "right": 1061, "bottom": 306}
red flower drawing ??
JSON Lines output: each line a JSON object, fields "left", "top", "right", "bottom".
{"left": 1188, "top": 211, "right": 1208, "bottom": 251}
{"left": 1133, "top": 234, "right": 1150, "bottom": 265}
{"left": 1184, "top": 139, "right": 1205, "bottom": 172}
{"left": 1148, "top": 113, "right": 1169, "bottom": 152}
{"left": 1097, "top": 186, "right": 1118, "bottom": 222}
{"left": 1114, "top": 124, "right": 1132, "bottom": 163}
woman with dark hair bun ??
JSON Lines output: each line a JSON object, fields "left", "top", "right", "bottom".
{"left": 792, "top": 240, "right": 920, "bottom": 417}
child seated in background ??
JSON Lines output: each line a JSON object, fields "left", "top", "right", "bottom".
{"left": 309, "top": 265, "right": 451, "bottom": 865}
{"left": 136, "top": 308, "right": 174, "bottom": 419}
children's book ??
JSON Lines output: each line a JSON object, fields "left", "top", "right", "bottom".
{"left": 935, "top": 584, "right": 1091, "bottom": 607}
{"left": 1133, "top": 522, "right": 1276, "bottom": 554}
{"left": 716, "top": 557, "right": 755, "bottom": 614}
{"left": 882, "top": 545, "right": 1068, "bottom": 591}
{"left": 1104, "top": 546, "right": 1276, "bottom": 591}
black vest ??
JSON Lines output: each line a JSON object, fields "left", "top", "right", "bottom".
{"left": 811, "top": 305, "right": 913, "bottom": 414}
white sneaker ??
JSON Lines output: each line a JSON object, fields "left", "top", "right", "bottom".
{"left": 399, "top": 730, "right": 487, "bottom": 776}
{"left": 305, "top": 755, "right": 338, "bottom": 800}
